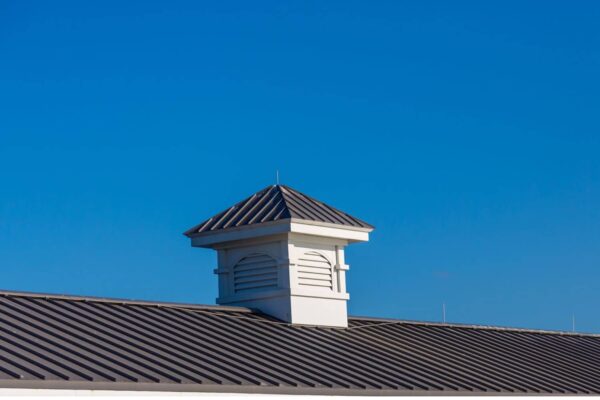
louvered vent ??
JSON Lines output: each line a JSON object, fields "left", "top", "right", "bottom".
{"left": 297, "top": 251, "right": 333, "bottom": 291}
{"left": 233, "top": 253, "right": 278, "bottom": 293}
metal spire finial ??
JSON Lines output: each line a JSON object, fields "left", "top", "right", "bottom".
{"left": 442, "top": 302, "right": 446, "bottom": 323}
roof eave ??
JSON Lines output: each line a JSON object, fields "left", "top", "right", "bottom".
{"left": 187, "top": 218, "right": 372, "bottom": 248}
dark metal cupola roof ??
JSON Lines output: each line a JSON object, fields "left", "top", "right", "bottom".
{"left": 184, "top": 184, "right": 373, "bottom": 237}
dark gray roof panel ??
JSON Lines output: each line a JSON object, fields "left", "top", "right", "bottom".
{"left": 184, "top": 185, "right": 373, "bottom": 236}
{"left": 0, "top": 290, "right": 599, "bottom": 394}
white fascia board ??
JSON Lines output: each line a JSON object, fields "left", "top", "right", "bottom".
{"left": 190, "top": 219, "right": 370, "bottom": 247}
{"left": 0, "top": 388, "right": 310, "bottom": 396}
{"left": 0, "top": 388, "right": 393, "bottom": 396}
{"left": 289, "top": 218, "right": 373, "bottom": 233}
{"left": 289, "top": 220, "right": 370, "bottom": 242}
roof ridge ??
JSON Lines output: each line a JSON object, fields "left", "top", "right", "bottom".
{"left": 0, "top": 289, "right": 254, "bottom": 312}
{"left": 350, "top": 315, "right": 600, "bottom": 337}
{"left": 1, "top": 288, "right": 596, "bottom": 337}
{"left": 280, "top": 184, "right": 374, "bottom": 229}
{"left": 276, "top": 184, "right": 298, "bottom": 219}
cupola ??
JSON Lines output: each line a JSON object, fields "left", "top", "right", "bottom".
{"left": 184, "top": 184, "right": 373, "bottom": 328}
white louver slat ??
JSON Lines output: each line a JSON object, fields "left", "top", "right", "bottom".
{"left": 233, "top": 254, "right": 278, "bottom": 293}
{"left": 297, "top": 252, "right": 333, "bottom": 290}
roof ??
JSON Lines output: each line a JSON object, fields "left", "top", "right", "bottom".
{"left": 184, "top": 184, "right": 373, "bottom": 237}
{"left": 1, "top": 290, "right": 600, "bottom": 395}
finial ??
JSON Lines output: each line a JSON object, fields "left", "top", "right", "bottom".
{"left": 276, "top": 169, "right": 280, "bottom": 185}
{"left": 442, "top": 302, "right": 446, "bottom": 323}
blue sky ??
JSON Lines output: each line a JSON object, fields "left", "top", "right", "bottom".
{"left": 1, "top": 1, "right": 599, "bottom": 333}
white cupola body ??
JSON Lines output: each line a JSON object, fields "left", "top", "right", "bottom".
{"left": 184, "top": 185, "right": 373, "bottom": 328}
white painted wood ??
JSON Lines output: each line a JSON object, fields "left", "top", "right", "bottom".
{"left": 0, "top": 388, "right": 367, "bottom": 397}
{"left": 190, "top": 216, "right": 371, "bottom": 328}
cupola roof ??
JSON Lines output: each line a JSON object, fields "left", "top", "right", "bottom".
{"left": 184, "top": 184, "right": 373, "bottom": 237}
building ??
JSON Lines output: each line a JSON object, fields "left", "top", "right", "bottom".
{"left": 1, "top": 185, "right": 599, "bottom": 395}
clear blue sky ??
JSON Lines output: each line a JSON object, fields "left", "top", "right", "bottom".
{"left": 1, "top": 1, "right": 599, "bottom": 333}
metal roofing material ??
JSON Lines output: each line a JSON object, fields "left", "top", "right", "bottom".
{"left": 184, "top": 184, "right": 373, "bottom": 236}
{"left": 0, "top": 291, "right": 599, "bottom": 394}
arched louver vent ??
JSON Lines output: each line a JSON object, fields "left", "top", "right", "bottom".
{"left": 233, "top": 253, "right": 278, "bottom": 293}
{"left": 297, "top": 251, "right": 333, "bottom": 291}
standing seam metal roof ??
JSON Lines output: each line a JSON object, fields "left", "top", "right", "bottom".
{"left": 0, "top": 290, "right": 599, "bottom": 394}
{"left": 184, "top": 185, "right": 373, "bottom": 236}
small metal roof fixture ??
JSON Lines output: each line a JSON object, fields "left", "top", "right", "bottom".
{"left": 185, "top": 184, "right": 374, "bottom": 328}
